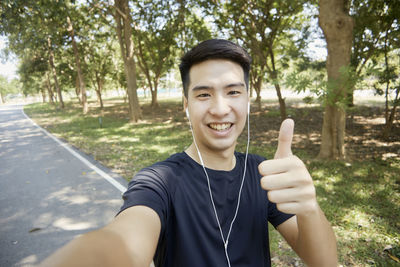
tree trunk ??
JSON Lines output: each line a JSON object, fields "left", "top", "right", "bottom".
{"left": 251, "top": 72, "right": 263, "bottom": 111}
{"left": 269, "top": 70, "right": 287, "bottom": 120}
{"left": 318, "top": 0, "right": 354, "bottom": 159}
{"left": 150, "top": 76, "right": 160, "bottom": 108}
{"left": 41, "top": 87, "right": 46, "bottom": 103}
{"left": 95, "top": 71, "right": 104, "bottom": 109}
{"left": 268, "top": 46, "right": 287, "bottom": 121}
{"left": 273, "top": 82, "right": 287, "bottom": 121}
{"left": 0, "top": 92, "right": 5, "bottom": 104}
{"left": 67, "top": 16, "right": 88, "bottom": 114}
{"left": 75, "top": 75, "right": 82, "bottom": 104}
{"left": 151, "top": 87, "right": 159, "bottom": 108}
{"left": 46, "top": 71, "right": 55, "bottom": 104}
{"left": 383, "top": 88, "right": 399, "bottom": 139}
{"left": 254, "top": 81, "right": 262, "bottom": 111}
{"left": 136, "top": 37, "right": 160, "bottom": 109}
{"left": 47, "top": 37, "right": 64, "bottom": 109}
{"left": 382, "top": 47, "right": 399, "bottom": 139}
{"left": 114, "top": 0, "right": 142, "bottom": 122}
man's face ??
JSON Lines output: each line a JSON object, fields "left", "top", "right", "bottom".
{"left": 184, "top": 59, "right": 249, "bottom": 154}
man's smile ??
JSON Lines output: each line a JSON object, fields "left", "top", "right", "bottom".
{"left": 208, "top": 122, "right": 233, "bottom": 131}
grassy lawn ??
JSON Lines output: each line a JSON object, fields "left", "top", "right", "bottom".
{"left": 24, "top": 97, "right": 400, "bottom": 266}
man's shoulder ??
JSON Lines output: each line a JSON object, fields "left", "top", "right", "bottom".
{"left": 150, "top": 152, "right": 189, "bottom": 170}
{"left": 134, "top": 152, "right": 190, "bottom": 180}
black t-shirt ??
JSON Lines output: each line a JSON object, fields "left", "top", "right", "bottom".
{"left": 120, "top": 152, "right": 293, "bottom": 267}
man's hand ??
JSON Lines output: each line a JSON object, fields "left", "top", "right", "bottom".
{"left": 258, "top": 119, "right": 317, "bottom": 215}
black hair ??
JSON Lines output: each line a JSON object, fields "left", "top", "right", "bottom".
{"left": 179, "top": 39, "right": 252, "bottom": 98}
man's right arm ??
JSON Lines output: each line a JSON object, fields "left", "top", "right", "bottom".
{"left": 40, "top": 205, "right": 161, "bottom": 267}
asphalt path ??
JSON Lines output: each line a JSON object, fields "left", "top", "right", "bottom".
{"left": 0, "top": 104, "right": 128, "bottom": 267}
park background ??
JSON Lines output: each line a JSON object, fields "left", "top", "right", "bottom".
{"left": 1, "top": 0, "right": 399, "bottom": 266}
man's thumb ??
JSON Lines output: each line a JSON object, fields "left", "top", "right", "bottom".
{"left": 274, "top": 118, "right": 294, "bottom": 159}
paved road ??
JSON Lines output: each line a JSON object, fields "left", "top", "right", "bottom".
{"left": 0, "top": 104, "right": 128, "bottom": 267}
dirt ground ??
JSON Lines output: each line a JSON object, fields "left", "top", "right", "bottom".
{"left": 139, "top": 98, "right": 400, "bottom": 162}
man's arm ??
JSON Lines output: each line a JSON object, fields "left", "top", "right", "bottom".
{"left": 277, "top": 207, "right": 337, "bottom": 267}
{"left": 40, "top": 205, "right": 161, "bottom": 267}
{"left": 259, "top": 119, "right": 337, "bottom": 266}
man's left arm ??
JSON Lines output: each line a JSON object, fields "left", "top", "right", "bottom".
{"left": 259, "top": 119, "right": 337, "bottom": 266}
{"left": 276, "top": 195, "right": 337, "bottom": 266}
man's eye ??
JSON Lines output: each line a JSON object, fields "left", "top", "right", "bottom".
{"left": 228, "top": 90, "right": 241, "bottom": 95}
{"left": 197, "top": 93, "right": 210, "bottom": 98}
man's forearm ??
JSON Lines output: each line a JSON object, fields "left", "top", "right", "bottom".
{"left": 39, "top": 229, "right": 136, "bottom": 267}
{"left": 295, "top": 207, "right": 337, "bottom": 267}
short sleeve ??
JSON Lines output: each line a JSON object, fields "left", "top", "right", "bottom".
{"left": 118, "top": 167, "right": 170, "bottom": 230}
{"left": 251, "top": 153, "right": 294, "bottom": 228}
{"left": 267, "top": 201, "right": 294, "bottom": 228}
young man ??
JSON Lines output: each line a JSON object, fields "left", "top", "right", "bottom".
{"left": 41, "top": 39, "right": 337, "bottom": 267}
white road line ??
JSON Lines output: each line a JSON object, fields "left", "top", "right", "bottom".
{"left": 21, "top": 106, "right": 127, "bottom": 193}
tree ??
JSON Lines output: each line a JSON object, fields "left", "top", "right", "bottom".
{"left": 0, "top": 0, "right": 67, "bottom": 108}
{"left": 17, "top": 49, "right": 49, "bottom": 100}
{"left": 132, "top": 0, "right": 211, "bottom": 108}
{"left": 66, "top": 12, "right": 88, "bottom": 114}
{"left": 352, "top": 0, "right": 400, "bottom": 138}
{"left": 114, "top": 0, "right": 142, "bottom": 122}
{"left": 82, "top": 4, "right": 116, "bottom": 110}
{"left": 0, "top": 75, "right": 16, "bottom": 103}
{"left": 132, "top": 0, "right": 181, "bottom": 108}
{"left": 205, "top": 0, "right": 308, "bottom": 120}
{"left": 372, "top": 41, "right": 400, "bottom": 139}
{"left": 318, "top": 0, "right": 354, "bottom": 159}
{"left": 347, "top": 0, "right": 400, "bottom": 107}
{"left": 47, "top": 36, "right": 65, "bottom": 108}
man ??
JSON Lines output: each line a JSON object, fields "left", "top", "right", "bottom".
{"left": 41, "top": 39, "right": 337, "bottom": 267}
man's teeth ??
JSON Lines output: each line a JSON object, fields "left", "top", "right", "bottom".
{"left": 209, "top": 123, "right": 232, "bottom": 131}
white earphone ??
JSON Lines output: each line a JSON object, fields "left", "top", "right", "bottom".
{"left": 185, "top": 101, "right": 251, "bottom": 267}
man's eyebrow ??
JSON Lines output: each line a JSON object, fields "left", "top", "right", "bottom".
{"left": 191, "top": 85, "right": 212, "bottom": 91}
{"left": 225, "top": 82, "right": 245, "bottom": 88}
{"left": 191, "top": 82, "right": 245, "bottom": 91}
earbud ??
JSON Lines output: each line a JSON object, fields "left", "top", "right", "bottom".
{"left": 247, "top": 102, "right": 250, "bottom": 114}
{"left": 185, "top": 108, "right": 190, "bottom": 118}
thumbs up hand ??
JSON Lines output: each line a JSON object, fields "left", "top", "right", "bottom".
{"left": 258, "top": 119, "right": 317, "bottom": 216}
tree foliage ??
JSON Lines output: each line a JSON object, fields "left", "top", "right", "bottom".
{"left": 0, "top": 74, "right": 21, "bottom": 103}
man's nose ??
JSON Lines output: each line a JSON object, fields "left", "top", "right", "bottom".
{"left": 209, "top": 95, "right": 230, "bottom": 116}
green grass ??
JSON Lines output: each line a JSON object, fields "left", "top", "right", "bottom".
{"left": 24, "top": 99, "right": 400, "bottom": 266}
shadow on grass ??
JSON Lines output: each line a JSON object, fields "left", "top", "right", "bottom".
{"left": 309, "top": 160, "right": 400, "bottom": 265}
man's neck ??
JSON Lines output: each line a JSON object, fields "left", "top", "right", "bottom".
{"left": 185, "top": 143, "right": 236, "bottom": 171}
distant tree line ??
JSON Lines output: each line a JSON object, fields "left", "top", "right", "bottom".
{"left": 0, "top": 0, "right": 399, "bottom": 159}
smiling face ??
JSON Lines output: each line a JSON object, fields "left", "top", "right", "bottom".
{"left": 184, "top": 59, "right": 249, "bottom": 155}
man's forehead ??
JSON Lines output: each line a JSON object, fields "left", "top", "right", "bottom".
{"left": 188, "top": 59, "right": 244, "bottom": 90}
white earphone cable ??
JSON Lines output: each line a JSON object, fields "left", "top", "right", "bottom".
{"left": 187, "top": 104, "right": 250, "bottom": 267}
